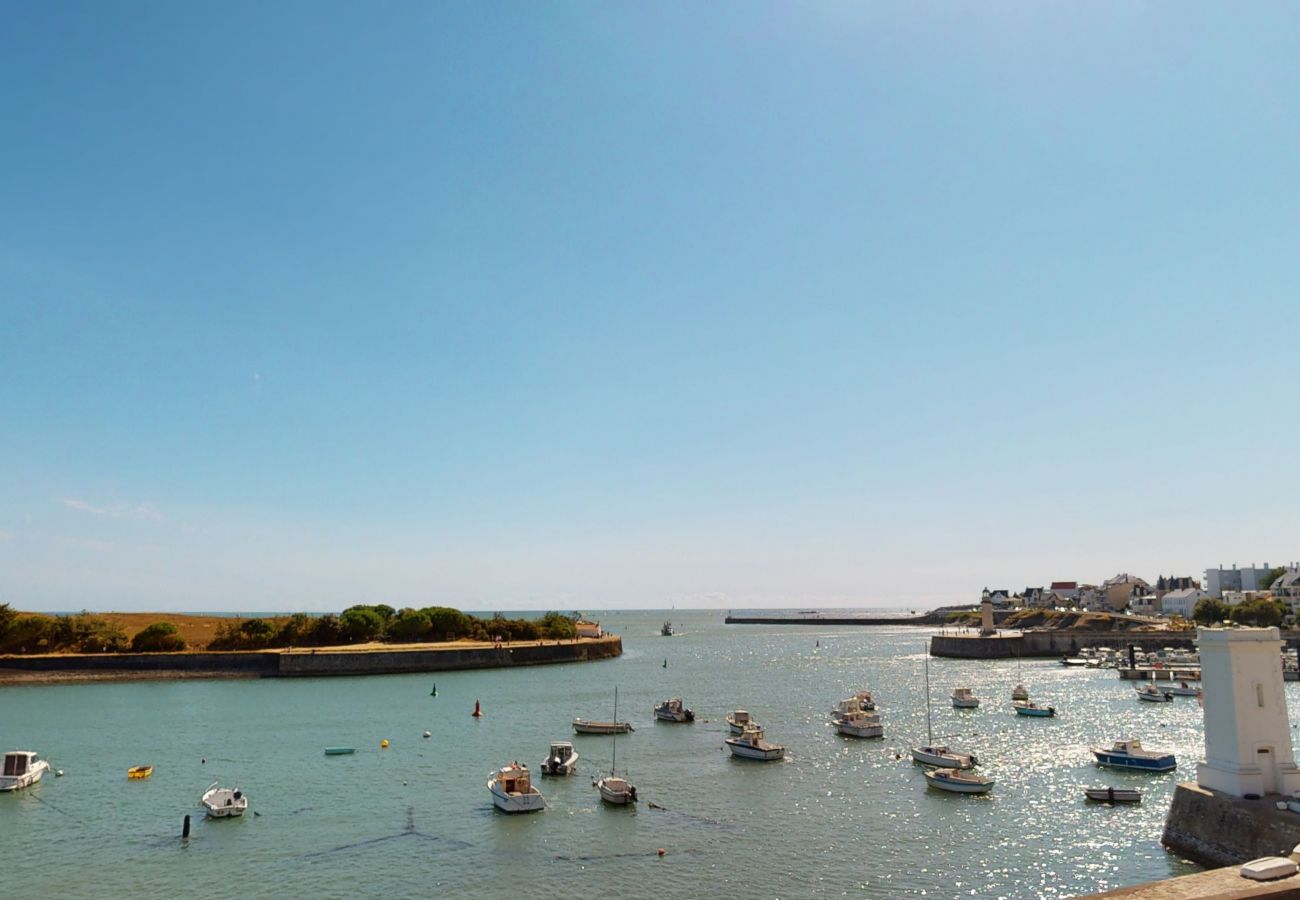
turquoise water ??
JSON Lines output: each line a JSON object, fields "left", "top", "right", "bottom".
{"left": 0, "top": 611, "right": 1227, "bottom": 898}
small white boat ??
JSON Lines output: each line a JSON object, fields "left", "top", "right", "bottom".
{"left": 595, "top": 773, "right": 638, "bottom": 805}
{"left": 725, "top": 710, "right": 756, "bottom": 735}
{"left": 1011, "top": 683, "right": 1029, "bottom": 702}
{"left": 653, "top": 698, "right": 694, "bottom": 723}
{"left": 1166, "top": 680, "right": 1200, "bottom": 697}
{"left": 725, "top": 724, "right": 785, "bottom": 761}
{"left": 924, "top": 767, "right": 994, "bottom": 794}
{"left": 951, "top": 687, "right": 979, "bottom": 709}
{"left": 488, "top": 763, "right": 545, "bottom": 813}
{"left": 0, "top": 751, "right": 50, "bottom": 792}
{"left": 540, "top": 741, "right": 579, "bottom": 776}
{"left": 200, "top": 782, "right": 248, "bottom": 818}
{"left": 912, "top": 745, "right": 978, "bottom": 769}
{"left": 1085, "top": 787, "right": 1142, "bottom": 803}
{"left": 834, "top": 709, "right": 884, "bottom": 739}
{"left": 1136, "top": 684, "right": 1173, "bottom": 703}
{"left": 573, "top": 719, "right": 634, "bottom": 735}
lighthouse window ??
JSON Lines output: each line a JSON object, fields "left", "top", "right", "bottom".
{"left": 1257, "top": 684, "right": 1265, "bottom": 707}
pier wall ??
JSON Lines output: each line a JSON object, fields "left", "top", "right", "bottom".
{"left": 0, "top": 637, "right": 622, "bottom": 681}
{"left": 1162, "top": 782, "right": 1300, "bottom": 868}
{"left": 929, "top": 632, "right": 1198, "bottom": 659}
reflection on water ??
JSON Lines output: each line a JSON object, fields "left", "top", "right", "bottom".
{"left": 0, "top": 610, "right": 1235, "bottom": 898}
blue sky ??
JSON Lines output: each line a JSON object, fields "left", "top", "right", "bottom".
{"left": 2, "top": 2, "right": 1298, "bottom": 612}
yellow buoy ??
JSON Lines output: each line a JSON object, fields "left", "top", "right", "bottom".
{"left": 380, "top": 739, "right": 389, "bottom": 749}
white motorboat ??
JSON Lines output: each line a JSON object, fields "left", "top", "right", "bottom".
{"left": 725, "top": 724, "right": 785, "bottom": 761}
{"left": 951, "top": 687, "right": 979, "bottom": 709}
{"left": 654, "top": 698, "right": 694, "bottom": 723}
{"left": 200, "top": 782, "right": 248, "bottom": 818}
{"left": 488, "top": 763, "right": 545, "bottom": 813}
{"left": 1091, "top": 739, "right": 1176, "bottom": 772}
{"left": 1136, "top": 683, "right": 1173, "bottom": 703}
{"left": 912, "top": 650, "right": 979, "bottom": 769}
{"left": 925, "top": 767, "right": 994, "bottom": 794}
{"left": 0, "top": 751, "right": 50, "bottom": 792}
{"left": 1166, "top": 680, "right": 1200, "bottom": 697}
{"left": 540, "top": 741, "right": 579, "bottom": 776}
{"left": 593, "top": 687, "right": 638, "bottom": 805}
{"left": 834, "top": 708, "right": 884, "bottom": 739}
{"left": 726, "top": 710, "right": 756, "bottom": 735}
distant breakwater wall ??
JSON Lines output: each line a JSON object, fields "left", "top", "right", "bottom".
{"left": 726, "top": 615, "right": 932, "bottom": 626}
{"left": 0, "top": 637, "right": 622, "bottom": 681}
{"left": 929, "top": 632, "right": 1199, "bottom": 659}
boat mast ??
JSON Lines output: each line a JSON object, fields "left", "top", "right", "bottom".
{"left": 610, "top": 687, "right": 618, "bottom": 775}
{"left": 924, "top": 645, "right": 933, "bottom": 746}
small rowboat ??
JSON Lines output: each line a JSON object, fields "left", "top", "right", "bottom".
{"left": 324, "top": 747, "right": 357, "bottom": 756}
{"left": 573, "top": 719, "right": 634, "bottom": 735}
{"left": 1085, "top": 787, "right": 1142, "bottom": 803}
{"left": 127, "top": 765, "right": 153, "bottom": 780}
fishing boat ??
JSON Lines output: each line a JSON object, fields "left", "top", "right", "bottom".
{"left": 912, "top": 650, "right": 979, "bottom": 769}
{"left": 1084, "top": 787, "right": 1142, "bottom": 803}
{"left": 593, "top": 688, "right": 638, "bottom": 804}
{"left": 200, "top": 782, "right": 249, "bottom": 818}
{"left": 1166, "top": 680, "right": 1200, "bottom": 697}
{"left": 924, "top": 767, "right": 994, "bottom": 794}
{"left": 660, "top": 621, "right": 674, "bottom": 637}
{"left": 725, "top": 723, "right": 785, "bottom": 761}
{"left": 1136, "top": 683, "right": 1173, "bottom": 703}
{"left": 850, "top": 689, "right": 877, "bottom": 711}
{"left": 573, "top": 719, "right": 634, "bottom": 735}
{"left": 1011, "top": 684, "right": 1029, "bottom": 702}
{"left": 829, "top": 690, "right": 876, "bottom": 716}
{"left": 324, "top": 747, "right": 356, "bottom": 756}
{"left": 653, "top": 698, "right": 694, "bottom": 723}
{"left": 725, "top": 710, "right": 756, "bottom": 735}
{"left": 1013, "top": 701, "right": 1056, "bottom": 718}
{"left": 834, "top": 708, "right": 884, "bottom": 739}
{"left": 540, "top": 741, "right": 579, "bottom": 776}
{"left": 951, "top": 687, "right": 979, "bottom": 709}
{"left": 0, "top": 751, "right": 50, "bottom": 792}
{"left": 127, "top": 765, "right": 154, "bottom": 780}
{"left": 1091, "top": 740, "right": 1177, "bottom": 772}
{"left": 488, "top": 763, "right": 545, "bottom": 813}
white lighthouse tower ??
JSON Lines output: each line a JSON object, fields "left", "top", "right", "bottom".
{"left": 1196, "top": 627, "right": 1300, "bottom": 797}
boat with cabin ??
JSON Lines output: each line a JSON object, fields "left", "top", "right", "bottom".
{"left": 488, "top": 763, "right": 546, "bottom": 813}
{"left": 951, "top": 687, "right": 979, "bottom": 709}
{"left": 540, "top": 741, "right": 579, "bottom": 776}
{"left": 654, "top": 698, "right": 694, "bottom": 723}
{"left": 834, "top": 708, "right": 884, "bottom": 739}
{"left": 726, "top": 710, "right": 756, "bottom": 735}
{"left": 0, "top": 751, "right": 50, "bottom": 792}
{"left": 1013, "top": 701, "right": 1056, "bottom": 718}
{"left": 725, "top": 723, "right": 785, "bottom": 761}
{"left": 1091, "top": 740, "right": 1176, "bottom": 772}
{"left": 1136, "top": 683, "right": 1173, "bottom": 702}
{"left": 924, "top": 767, "right": 994, "bottom": 794}
{"left": 1011, "top": 684, "right": 1029, "bottom": 702}
{"left": 661, "top": 621, "right": 674, "bottom": 636}
{"left": 200, "top": 782, "right": 248, "bottom": 818}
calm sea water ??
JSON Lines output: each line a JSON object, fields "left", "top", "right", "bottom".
{"left": 0, "top": 610, "right": 1230, "bottom": 899}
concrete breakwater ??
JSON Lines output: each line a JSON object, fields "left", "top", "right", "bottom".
{"left": 929, "top": 631, "right": 1198, "bottom": 659}
{"left": 0, "top": 636, "right": 623, "bottom": 682}
{"left": 725, "top": 614, "right": 929, "bottom": 626}
{"left": 1161, "top": 782, "right": 1300, "bottom": 869}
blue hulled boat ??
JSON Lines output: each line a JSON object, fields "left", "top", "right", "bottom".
{"left": 1013, "top": 701, "right": 1056, "bottom": 717}
{"left": 1091, "top": 740, "right": 1176, "bottom": 772}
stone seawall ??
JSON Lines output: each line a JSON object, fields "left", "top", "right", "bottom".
{"left": 276, "top": 637, "right": 623, "bottom": 676}
{"left": 1162, "top": 782, "right": 1300, "bottom": 868}
{"left": 929, "top": 632, "right": 1198, "bottom": 659}
{"left": 0, "top": 637, "right": 622, "bottom": 682}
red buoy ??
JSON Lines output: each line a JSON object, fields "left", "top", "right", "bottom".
{"left": 472, "top": 699, "right": 482, "bottom": 718}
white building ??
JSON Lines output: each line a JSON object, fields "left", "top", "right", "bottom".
{"left": 1196, "top": 627, "right": 1300, "bottom": 797}
{"left": 1205, "top": 563, "right": 1274, "bottom": 598}
{"left": 1270, "top": 566, "right": 1300, "bottom": 613}
{"left": 1160, "top": 587, "right": 1205, "bottom": 619}
{"left": 575, "top": 620, "right": 602, "bottom": 638}
{"left": 1049, "top": 581, "right": 1080, "bottom": 601}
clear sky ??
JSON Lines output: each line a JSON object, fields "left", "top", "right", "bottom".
{"left": 2, "top": 2, "right": 1298, "bottom": 613}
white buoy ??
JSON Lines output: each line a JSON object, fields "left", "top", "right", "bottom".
{"left": 422, "top": 731, "right": 431, "bottom": 739}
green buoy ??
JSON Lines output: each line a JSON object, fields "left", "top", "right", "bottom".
{"left": 431, "top": 682, "right": 438, "bottom": 697}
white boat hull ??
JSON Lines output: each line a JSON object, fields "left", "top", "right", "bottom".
{"left": 0, "top": 762, "right": 49, "bottom": 793}
{"left": 726, "top": 740, "right": 785, "bottom": 761}
{"left": 573, "top": 720, "right": 633, "bottom": 735}
{"left": 911, "top": 747, "right": 976, "bottom": 769}
{"left": 200, "top": 785, "right": 248, "bottom": 818}
{"left": 836, "top": 720, "right": 884, "bottom": 739}
{"left": 488, "top": 779, "right": 546, "bottom": 813}
{"left": 1137, "top": 691, "right": 1172, "bottom": 702}
{"left": 596, "top": 776, "right": 637, "bottom": 805}
{"left": 925, "top": 769, "right": 994, "bottom": 794}
{"left": 540, "top": 756, "right": 579, "bottom": 776}
{"left": 952, "top": 699, "right": 979, "bottom": 709}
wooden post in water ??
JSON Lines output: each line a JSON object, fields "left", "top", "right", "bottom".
{"left": 182, "top": 814, "right": 191, "bottom": 839}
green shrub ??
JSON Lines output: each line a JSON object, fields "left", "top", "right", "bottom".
{"left": 131, "top": 622, "right": 186, "bottom": 652}
{"left": 386, "top": 608, "right": 431, "bottom": 642}
{"left": 339, "top": 607, "right": 383, "bottom": 643}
